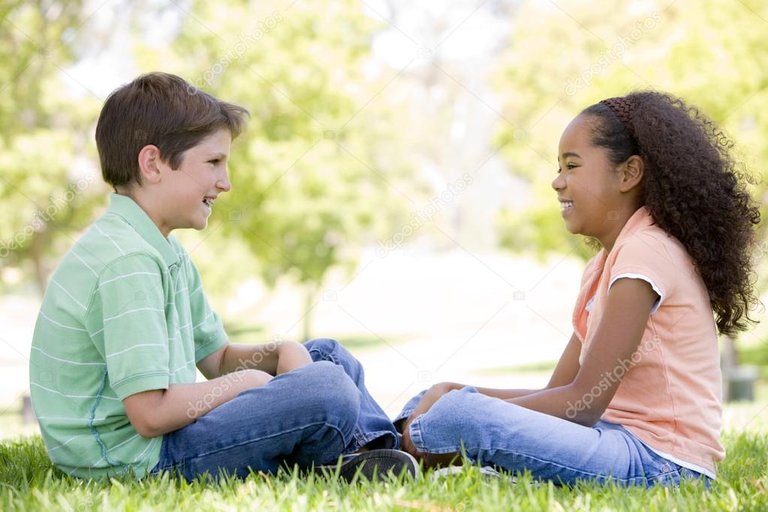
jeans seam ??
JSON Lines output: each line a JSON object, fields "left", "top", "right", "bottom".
{"left": 308, "top": 347, "right": 338, "bottom": 365}
{"left": 413, "top": 421, "right": 664, "bottom": 485}
{"left": 485, "top": 449, "right": 657, "bottom": 485}
{"left": 157, "top": 420, "right": 349, "bottom": 471}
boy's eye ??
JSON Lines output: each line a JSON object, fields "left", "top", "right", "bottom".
{"left": 208, "top": 159, "right": 220, "bottom": 165}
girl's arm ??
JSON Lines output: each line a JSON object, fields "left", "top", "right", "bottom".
{"left": 401, "top": 332, "right": 583, "bottom": 454}
{"left": 408, "top": 331, "right": 583, "bottom": 408}
{"left": 473, "top": 331, "right": 584, "bottom": 399}
{"left": 508, "top": 277, "right": 657, "bottom": 426}
{"left": 545, "top": 332, "right": 582, "bottom": 388}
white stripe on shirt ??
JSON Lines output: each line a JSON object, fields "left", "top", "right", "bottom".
{"left": 99, "top": 271, "right": 161, "bottom": 289}
{"left": 95, "top": 224, "right": 125, "bottom": 255}
{"left": 71, "top": 250, "right": 98, "bottom": 277}
{"left": 40, "top": 311, "right": 87, "bottom": 332}
{"left": 105, "top": 343, "right": 166, "bottom": 358}
{"left": 31, "top": 382, "right": 120, "bottom": 400}
{"left": 52, "top": 279, "right": 87, "bottom": 310}
{"left": 103, "top": 307, "right": 164, "bottom": 323}
{"left": 31, "top": 346, "right": 105, "bottom": 366}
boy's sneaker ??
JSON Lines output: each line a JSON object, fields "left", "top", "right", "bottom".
{"left": 317, "top": 449, "right": 420, "bottom": 482}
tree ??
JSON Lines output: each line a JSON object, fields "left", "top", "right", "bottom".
{"left": 492, "top": 0, "right": 768, "bottom": 368}
{"left": 492, "top": 0, "right": 768, "bottom": 262}
{"left": 0, "top": 0, "right": 106, "bottom": 295}
{"left": 135, "top": 0, "right": 418, "bottom": 339}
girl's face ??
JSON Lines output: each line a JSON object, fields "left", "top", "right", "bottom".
{"left": 551, "top": 114, "right": 626, "bottom": 250}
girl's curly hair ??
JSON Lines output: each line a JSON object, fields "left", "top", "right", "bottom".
{"left": 582, "top": 91, "right": 760, "bottom": 336}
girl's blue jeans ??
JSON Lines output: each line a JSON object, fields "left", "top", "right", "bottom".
{"left": 151, "top": 339, "right": 398, "bottom": 480}
{"left": 395, "top": 386, "right": 711, "bottom": 487}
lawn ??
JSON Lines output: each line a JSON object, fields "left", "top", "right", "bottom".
{"left": 1, "top": 411, "right": 766, "bottom": 512}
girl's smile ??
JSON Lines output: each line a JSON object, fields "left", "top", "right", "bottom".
{"left": 552, "top": 114, "right": 638, "bottom": 252}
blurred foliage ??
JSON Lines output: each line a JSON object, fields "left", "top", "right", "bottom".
{"left": 3, "top": 0, "right": 768, "bottom": 343}
{"left": 133, "top": 0, "right": 421, "bottom": 338}
{"left": 0, "top": 1, "right": 106, "bottom": 294}
{"left": 493, "top": 0, "right": 768, "bottom": 264}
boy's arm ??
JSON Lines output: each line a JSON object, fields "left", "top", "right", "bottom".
{"left": 126, "top": 342, "right": 312, "bottom": 438}
{"left": 197, "top": 341, "right": 312, "bottom": 379}
{"left": 123, "top": 368, "right": 271, "bottom": 438}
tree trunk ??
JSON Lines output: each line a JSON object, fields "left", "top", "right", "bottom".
{"left": 301, "top": 284, "right": 318, "bottom": 342}
{"left": 29, "top": 232, "right": 49, "bottom": 297}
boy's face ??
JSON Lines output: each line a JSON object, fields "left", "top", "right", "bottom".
{"left": 155, "top": 128, "right": 232, "bottom": 236}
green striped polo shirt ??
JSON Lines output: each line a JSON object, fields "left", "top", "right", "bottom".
{"left": 29, "top": 193, "right": 228, "bottom": 479}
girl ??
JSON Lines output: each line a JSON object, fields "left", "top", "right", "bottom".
{"left": 396, "top": 91, "right": 760, "bottom": 486}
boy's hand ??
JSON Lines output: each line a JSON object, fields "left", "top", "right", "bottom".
{"left": 237, "top": 368, "right": 274, "bottom": 388}
{"left": 276, "top": 341, "right": 312, "bottom": 374}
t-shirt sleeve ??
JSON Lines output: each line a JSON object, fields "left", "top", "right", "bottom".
{"left": 180, "top": 250, "right": 228, "bottom": 363}
{"left": 609, "top": 233, "right": 677, "bottom": 311}
{"left": 96, "top": 254, "right": 171, "bottom": 399}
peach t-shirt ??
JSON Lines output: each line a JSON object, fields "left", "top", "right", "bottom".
{"left": 572, "top": 207, "right": 724, "bottom": 478}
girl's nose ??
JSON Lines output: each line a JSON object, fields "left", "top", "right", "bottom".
{"left": 551, "top": 172, "right": 564, "bottom": 191}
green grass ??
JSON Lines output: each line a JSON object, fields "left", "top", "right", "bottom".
{"left": 1, "top": 427, "right": 766, "bottom": 511}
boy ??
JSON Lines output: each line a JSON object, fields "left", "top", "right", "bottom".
{"left": 29, "top": 72, "right": 416, "bottom": 481}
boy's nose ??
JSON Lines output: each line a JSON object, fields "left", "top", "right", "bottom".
{"left": 217, "top": 170, "right": 231, "bottom": 192}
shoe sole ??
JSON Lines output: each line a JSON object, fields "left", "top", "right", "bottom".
{"left": 320, "top": 449, "right": 420, "bottom": 482}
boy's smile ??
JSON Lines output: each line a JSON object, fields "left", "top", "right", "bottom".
{"left": 152, "top": 128, "right": 232, "bottom": 236}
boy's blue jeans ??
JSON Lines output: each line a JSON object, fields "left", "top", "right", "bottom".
{"left": 395, "top": 386, "right": 712, "bottom": 487}
{"left": 151, "top": 339, "right": 397, "bottom": 480}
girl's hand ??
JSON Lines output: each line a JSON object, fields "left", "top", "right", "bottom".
{"left": 400, "top": 382, "right": 463, "bottom": 460}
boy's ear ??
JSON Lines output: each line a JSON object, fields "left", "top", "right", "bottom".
{"left": 618, "top": 155, "right": 644, "bottom": 192}
{"left": 137, "top": 145, "right": 164, "bottom": 184}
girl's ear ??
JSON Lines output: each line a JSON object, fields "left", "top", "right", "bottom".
{"left": 137, "top": 145, "right": 163, "bottom": 184}
{"left": 618, "top": 155, "right": 644, "bottom": 192}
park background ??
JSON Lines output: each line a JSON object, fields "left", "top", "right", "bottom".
{"left": 1, "top": 0, "right": 767, "bottom": 438}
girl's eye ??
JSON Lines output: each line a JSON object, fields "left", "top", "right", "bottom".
{"left": 209, "top": 159, "right": 220, "bottom": 165}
